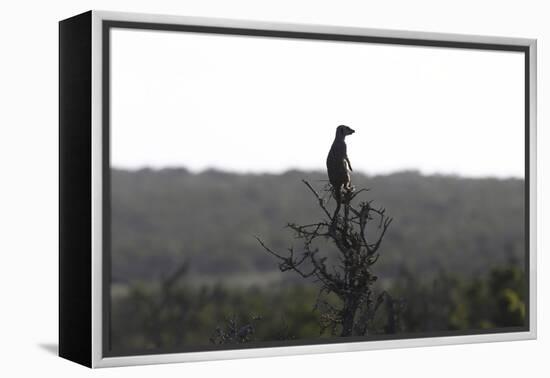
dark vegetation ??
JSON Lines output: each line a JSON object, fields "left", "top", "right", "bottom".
{"left": 110, "top": 168, "right": 526, "bottom": 354}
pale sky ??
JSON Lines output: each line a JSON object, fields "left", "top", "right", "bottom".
{"left": 110, "top": 28, "right": 525, "bottom": 178}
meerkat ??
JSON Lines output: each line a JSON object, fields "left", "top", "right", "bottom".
{"left": 326, "top": 125, "right": 355, "bottom": 205}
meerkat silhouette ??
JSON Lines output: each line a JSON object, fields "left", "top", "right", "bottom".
{"left": 326, "top": 125, "right": 355, "bottom": 208}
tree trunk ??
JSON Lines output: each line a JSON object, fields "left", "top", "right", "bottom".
{"left": 340, "top": 297, "right": 359, "bottom": 337}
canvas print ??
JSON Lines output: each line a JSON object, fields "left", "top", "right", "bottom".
{"left": 107, "top": 27, "right": 527, "bottom": 356}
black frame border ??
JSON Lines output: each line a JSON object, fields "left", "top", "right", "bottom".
{"left": 59, "top": 10, "right": 93, "bottom": 367}
{"left": 101, "top": 20, "right": 531, "bottom": 358}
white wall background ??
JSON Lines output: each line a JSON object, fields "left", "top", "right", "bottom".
{"left": 0, "top": 0, "right": 547, "bottom": 377}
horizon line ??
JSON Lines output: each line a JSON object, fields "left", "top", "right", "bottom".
{"left": 111, "top": 165, "right": 525, "bottom": 180}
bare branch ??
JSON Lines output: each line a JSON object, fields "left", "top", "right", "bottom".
{"left": 302, "top": 179, "right": 332, "bottom": 219}
{"left": 257, "top": 179, "right": 393, "bottom": 337}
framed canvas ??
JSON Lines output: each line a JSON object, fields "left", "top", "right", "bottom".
{"left": 59, "top": 10, "right": 537, "bottom": 368}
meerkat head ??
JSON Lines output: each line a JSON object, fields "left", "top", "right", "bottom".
{"left": 336, "top": 125, "right": 355, "bottom": 139}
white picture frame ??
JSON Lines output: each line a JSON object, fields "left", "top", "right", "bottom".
{"left": 59, "top": 10, "right": 537, "bottom": 368}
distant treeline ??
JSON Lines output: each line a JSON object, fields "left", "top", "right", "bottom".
{"left": 111, "top": 168, "right": 525, "bottom": 286}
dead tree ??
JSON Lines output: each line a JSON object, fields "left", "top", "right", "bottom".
{"left": 257, "top": 180, "right": 393, "bottom": 337}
